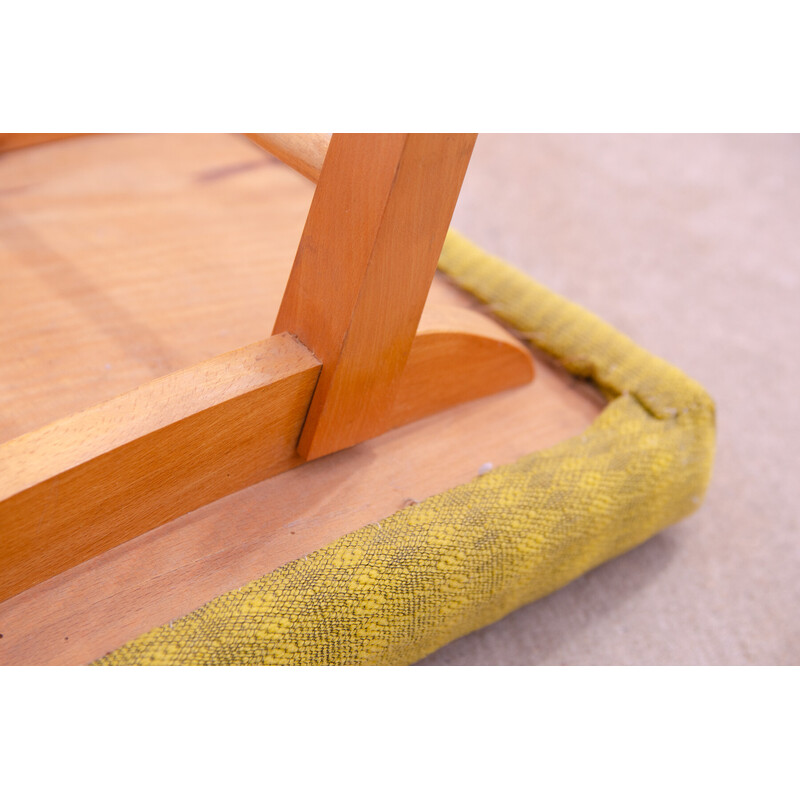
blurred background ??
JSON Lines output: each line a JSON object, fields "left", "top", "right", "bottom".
{"left": 420, "top": 133, "right": 799, "bottom": 665}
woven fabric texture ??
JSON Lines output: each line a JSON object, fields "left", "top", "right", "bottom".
{"left": 95, "top": 231, "right": 715, "bottom": 666}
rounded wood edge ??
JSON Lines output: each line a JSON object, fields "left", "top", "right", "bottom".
{"left": 243, "top": 133, "right": 331, "bottom": 182}
{"left": 390, "top": 304, "right": 535, "bottom": 429}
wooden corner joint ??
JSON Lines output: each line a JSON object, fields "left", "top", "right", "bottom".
{"left": 271, "top": 133, "right": 535, "bottom": 460}
{"left": 0, "top": 132, "right": 534, "bottom": 602}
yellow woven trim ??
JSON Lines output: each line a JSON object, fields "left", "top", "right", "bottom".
{"left": 95, "top": 231, "right": 715, "bottom": 666}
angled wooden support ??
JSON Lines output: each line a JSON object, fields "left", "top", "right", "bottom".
{"left": 273, "top": 133, "right": 480, "bottom": 459}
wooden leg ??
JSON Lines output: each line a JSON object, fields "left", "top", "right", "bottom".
{"left": 273, "top": 133, "right": 479, "bottom": 459}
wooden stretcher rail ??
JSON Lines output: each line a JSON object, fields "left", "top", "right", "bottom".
{"left": 0, "top": 306, "right": 532, "bottom": 602}
{"left": 0, "top": 133, "right": 91, "bottom": 152}
{"left": 244, "top": 133, "right": 331, "bottom": 182}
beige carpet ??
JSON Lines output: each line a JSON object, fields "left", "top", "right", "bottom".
{"left": 419, "top": 134, "right": 799, "bottom": 665}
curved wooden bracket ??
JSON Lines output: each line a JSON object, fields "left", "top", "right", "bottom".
{"left": 396, "top": 305, "right": 534, "bottom": 429}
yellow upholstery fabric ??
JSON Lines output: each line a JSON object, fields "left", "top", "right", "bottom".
{"left": 95, "top": 231, "right": 715, "bottom": 665}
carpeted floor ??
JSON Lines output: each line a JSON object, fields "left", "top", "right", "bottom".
{"left": 419, "top": 134, "right": 799, "bottom": 665}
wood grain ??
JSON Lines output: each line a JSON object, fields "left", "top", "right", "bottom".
{"left": 244, "top": 133, "right": 331, "bottom": 182}
{"left": 0, "top": 334, "right": 321, "bottom": 602}
{"left": 392, "top": 305, "right": 534, "bottom": 429}
{"left": 0, "top": 131, "right": 523, "bottom": 599}
{"left": 0, "top": 305, "right": 531, "bottom": 604}
{"left": 0, "top": 133, "right": 314, "bottom": 442}
{"left": 274, "top": 133, "right": 479, "bottom": 460}
{"left": 0, "top": 133, "right": 603, "bottom": 664}
{"left": 0, "top": 343, "right": 602, "bottom": 666}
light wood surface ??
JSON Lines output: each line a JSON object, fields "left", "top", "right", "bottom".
{"left": 0, "top": 134, "right": 603, "bottom": 664}
{"left": 244, "top": 133, "right": 331, "bottom": 182}
{"left": 274, "top": 133, "right": 480, "bottom": 459}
